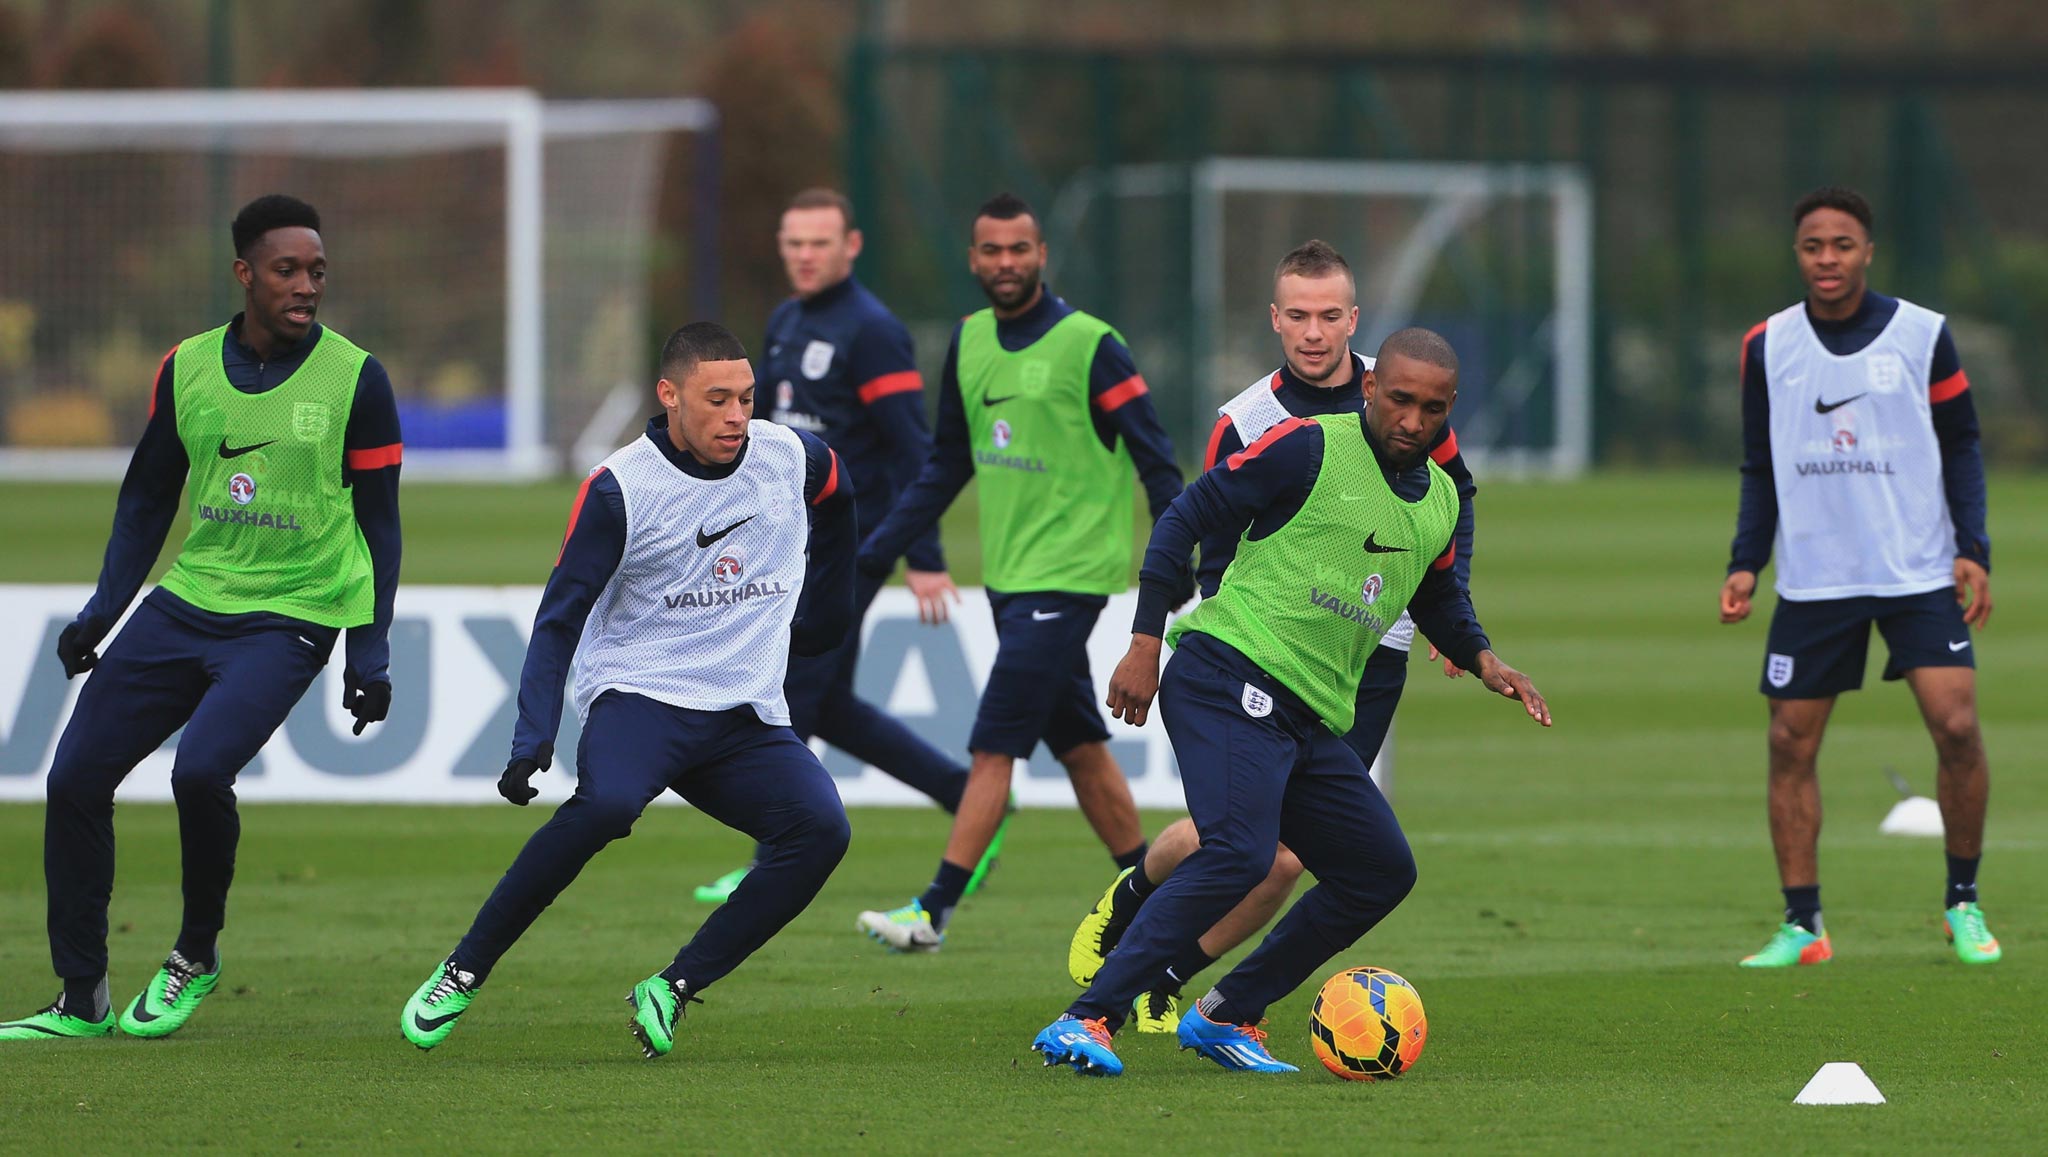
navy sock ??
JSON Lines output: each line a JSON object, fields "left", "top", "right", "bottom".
{"left": 1113, "top": 840, "right": 1149, "bottom": 873}
{"left": 173, "top": 934, "right": 219, "bottom": 972}
{"left": 62, "top": 975, "right": 108, "bottom": 1022}
{"left": 1127, "top": 860, "right": 1161, "bottom": 899}
{"left": 1160, "top": 948, "right": 1216, "bottom": 996}
{"left": 1782, "top": 885, "right": 1823, "bottom": 934}
{"left": 1194, "top": 988, "right": 1241, "bottom": 1025}
{"left": 1945, "top": 854, "right": 1980, "bottom": 908}
{"left": 918, "top": 860, "right": 976, "bottom": 931}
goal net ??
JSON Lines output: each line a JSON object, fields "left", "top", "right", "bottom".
{"left": 0, "top": 89, "right": 716, "bottom": 479}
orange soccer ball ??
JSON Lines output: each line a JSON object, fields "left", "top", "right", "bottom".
{"left": 1308, "top": 966, "right": 1428, "bottom": 1081}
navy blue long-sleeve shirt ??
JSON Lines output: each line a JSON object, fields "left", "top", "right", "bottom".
{"left": 856, "top": 287, "right": 1185, "bottom": 575}
{"left": 762, "top": 275, "right": 945, "bottom": 572}
{"left": 1197, "top": 351, "right": 1477, "bottom": 597}
{"left": 1730, "top": 290, "right": 1988, "bottom": 575}
{"left": 77, "top": 316, "right": 403, "bottom": 682}
{"left": 509, "top": 418, "right": 855, "bottom": 764}
{"left": 1134, "top": 415, "right": 1491, "bottom": 677}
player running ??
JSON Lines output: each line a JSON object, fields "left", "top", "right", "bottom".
{"left": 2, "top": 195, "right": 401, "bottom": 1043}
{"left": 1722, "top": 187, "right": 2000, "bottom": 968}
{"left": 1066, "top": 241, "right": 1479, "bottom": 1034}
{"left": 852, "top": 193, "right": 1187, "bottom": 952}
{"left": 690, "top": 188, "right": 978, "bottom": 905}
{"left": 1032, "top": 328, "right": 1550, "bottom": 1076}
{"left": 400, "top": 323, "right": 858, "bottom": 1059}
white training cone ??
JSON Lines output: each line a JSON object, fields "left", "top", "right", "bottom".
{"left": 1879, "top": 796, "right": 1944, "bottom": 838}
{"left": 1794, "top": 1062, "right": 1885, "bottom": 1105}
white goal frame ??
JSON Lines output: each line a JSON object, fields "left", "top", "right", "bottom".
{"left": 0, "top": 89, "right": 716, "bottom": 480}
{"left": 1191, "top": 157, "right": 1594, "bottom": 477}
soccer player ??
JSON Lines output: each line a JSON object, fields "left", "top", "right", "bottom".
{"left": 1067, "top": 240, "right": 1480, "bottom": 1033}
{"left": 691, "top": 188, "right": 977, "bottom": 906}
{"left": 401, "top": 323, "right": 857, "bottom": 1059}
{"left": 851, "top": 192, "right": 1188, "bottom": 952}
{"left": 1031, "top": 328, "right": 1550, "bottom": 1076}
{"left": 0, "top": 195, "right": 401, "bottom": 1043}
{"left": 1721, "top": 187, "right": 2000, "bottom": 967}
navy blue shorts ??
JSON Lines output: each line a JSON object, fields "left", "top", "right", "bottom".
{"left": 1761, "top": 587, "right": 1973, "bottom": 698}
{"left": 968, "top": 590, "right": 1111, "bottom": 759}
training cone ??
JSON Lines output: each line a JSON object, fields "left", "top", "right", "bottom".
{"left": 1794, "top": 1062, "right": 1885, "bottom": 1105}
{"left": 1878, "top": 796, "right": 1943, "bottom": 838}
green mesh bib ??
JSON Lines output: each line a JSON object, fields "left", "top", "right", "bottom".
{"left": 156, "top": 324, "right": 375, "bottom": 627}
{"left": 1170, "top": 413, "right": 1456, "bottom": 734}
{"left": 956, "top": 308, "right": 1136, "bottom": 594}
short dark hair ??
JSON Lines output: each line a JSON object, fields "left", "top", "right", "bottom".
{"left": 786, "top": 187, "right": 856, "bottom": 231}
{"left": 973, "top": 191, "right": 1037, "bottom": 234}
{"left": 1377, "top": 326, "right": 1459, "bottom": 375}
{"left": 659, "top": 321, "right": 749, "bottom": 384}
{"left": 1274, "top": 239, "right": 1352, "bottom": 287}
{"left": 232, "top": 194, "right": 321, "bottom": 258}
{"left": 1793, "top": 186, "right": 1874, "bottom": 237}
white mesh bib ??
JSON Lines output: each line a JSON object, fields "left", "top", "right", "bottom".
{"left": 569, "top": 421, "right": 810, "bottom": 724}
{"left": 1764, "top": 298, "right": 1951, "bottom": 600}
{"left": 1215, "top": 358, "right": 1419, "bottom": 650}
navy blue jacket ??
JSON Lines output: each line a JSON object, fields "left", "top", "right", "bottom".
{"left": 762, "top": 275, "right": 945, "bottom": 572}
{"left": 1198, "top": 351, "right": 1476, "bottom": 598}
{"left": 857, "top": 288, "right": 1184, "bottom": 576}
{"left": 1730, "top": 290, "right": 1988, "bottom": 575}
{"left": 77, "top": 316, "right": 403, "bottom": 683}
{"left": 509, "top": 418, "right": 855, "bottom": 764}
{"left": 1134, "top": 415, "right": 1491, "bottom": 678}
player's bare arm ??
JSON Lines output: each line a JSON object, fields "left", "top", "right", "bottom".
{"left": 1106, "top": 633, "right": 1164, "bottom": 726}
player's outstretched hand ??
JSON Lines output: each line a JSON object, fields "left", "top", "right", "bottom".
{"left": 1106, "top": 635, "right": 1164, "bottom": 727}
{"left": 1474, "top": 651, "right": 1551, "bottom": 727}
{"left": 497, "top": 744, "right": 553, "bottom": 806}
{"left": 1426, "top": 643, "right": 1464, "bottom": 678}
{"left": 55, "top": 621, "right": 99, "bottom": 678}
{"left": 906, "top": 569, "right": 962, "bottom": 625}
{"left": 1720, "top": 570, "right": 1757, "bottom": 624}
{"left": 1954, "top": 558, "right": 1992, "bottom": 628}
{"left": 342, "top": 670, "right": 392, "bottom": 736}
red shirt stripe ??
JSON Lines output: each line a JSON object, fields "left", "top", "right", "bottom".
{"left": 1226, "top": 416, "right": 1313, "bottom": 471}
{"left": 1740, "top": 320, "right": 1767, "bottom": 379}
{"left": 1432, "top": 539, "right": 1456, "bottom": 572}
{"left": 1929, "top": 369, "right": 1970, "bottom": 404}
{"left": 857, "top": 370, "right": 922, "bottom": 405}
{"left": 1202, "top": 415, "right": 1231, "bottom": 471}
{"left": 558, "top": 468, "right": 604, "bottom": 565}
{"left": 1429, "top": 425, "right": 1460, "bottom": 466}
{"left": 1267, "top": 370, "right": 1284, "bottom": 391}
{"left": 1093, "top": 374, "right": 1149, "bottom": 413}
{"left": 346, "top": 443, "right": 404, "bottom": 471}
{"left": 148, "top": 346, "right": 176, "bottom": 420}
{"left": 812, "top": 449, "right": 841, "bottom": 505}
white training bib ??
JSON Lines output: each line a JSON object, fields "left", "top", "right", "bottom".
{"left": 1764, "top": 298, "right": 1952, "bottom": 600}
{"left": 569, "top": 421, "right": 810, "bottom": 724}
{"left": 1215, "top": 359, "right": 1417, "bottom": 650}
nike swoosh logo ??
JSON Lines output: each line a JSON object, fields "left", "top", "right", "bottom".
{"left": 1031, "top": 609, "right": 1063, "bottom": 621}
{"left": 218, "top": 438, "right": 276, "bottom": 459}
{"left": 982, "top": 393, "right": 1020, "bottom": 407}
{"left": 1814, "top": 394, "right": 1864, "bottom": 414}
{"left": 413, "top": 1009, "right": 462, "bottom": 1032}
{"left": 1949, "top": 639, "right": 1971, "bottom": 652}
{"left": 695, "top": 515, "right": 756, "bottom": 548}
{"left": 1362, "top": 532, "right": 1409, "bottom": 554}
{"left": 128, "top": 1000, "right": 163, "bottom": 1024}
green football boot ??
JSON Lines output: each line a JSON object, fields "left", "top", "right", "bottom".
{"left": 1131, "top": 989, "right": 1183, "bottom": 1035}
{"left": 1739, "top": 922, "right": 1833, "bottom": 968}
{"left": 626, "top": 973, "right": 701, "bottom": 1059}
{"left": 963, "top": 793, "right": 1018, "bottom": 898}
{"left": 119, "top": 950, "right": 221, "bottom": 1039}
{"left": 402, "top": 958, "right": 480, "bottom": 1050}
{"left": 1944, "top": 902, "right": 2002, "bottom": 964}
{"left": 1069, "top": 867, "right": 1137, "bottom": 987}
{"left": 0, "top": 995, "right": 115, "bottom": 1042}
{"left": 693, "top": 865, "right": 751, "bottom": 905}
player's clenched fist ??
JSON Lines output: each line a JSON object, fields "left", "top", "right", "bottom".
{"left": 1720, "top": 570, "right": 1757, "bottom": 624}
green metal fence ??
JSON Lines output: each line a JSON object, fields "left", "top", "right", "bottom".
{"left": 846, "top": 44, "right": 2048, "bottom": 468}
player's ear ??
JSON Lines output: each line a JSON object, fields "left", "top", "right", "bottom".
{"left": 845, "top": 228, "right": 864, "bottom": 261}
{"left": 1270, "top": 302, "right": 1282, "bottom": 334}
{"left": 233, "top": 257, "right": 253, "bottom": 291}
{"left": 655, "top": 376, "right": 681, "bottom": 410}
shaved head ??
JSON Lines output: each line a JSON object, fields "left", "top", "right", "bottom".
{"left": 1376, "top": 327, "right": 1459, "bottom": 376}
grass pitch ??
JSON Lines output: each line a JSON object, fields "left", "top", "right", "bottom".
{"left": 1, "top": 472, "right": 2044, "bottom": 1153}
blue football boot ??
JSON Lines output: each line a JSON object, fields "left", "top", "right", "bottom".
{"left": 1031, "top": 1015, "right": 1123, "bottom": 1077}
{"left": 1176, "top": 1006, "right": 1298, "bottom": 1072}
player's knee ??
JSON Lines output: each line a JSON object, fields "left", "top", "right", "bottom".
{"left": 1268, "top": 845, "right": 1306, "bottom": 887}
{"left": 1207, "top": 841, "right": 1278, "bottom": 894}
{"left": 44, "top": 764, "right": 114, "bottom": 812}
{"left": 802, "top": 802, "right": 853, "bottom": 867}
{"left": 1766, "top": 718, "right": 1823, "bottom": 765}
{"left": 1384, "top": 845, "right": 1419, "bottom": 905}
{"left": 1928, "top": 708, "right": 1982, "bottom": 761}
{"left": 574, "top": 792, "right": 649, "bottom": 839}
{"left": 169, "top": 764, "right": 237, "bottom": 797}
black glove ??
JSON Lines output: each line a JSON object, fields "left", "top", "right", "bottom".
{"left": 56, "top": 622, "right": 99, "bottom": 679}
{"left": 497, "top": 743, "right": 554, "bottom": 806}
{"left": 342, "top": 669, "right": 392, "bottom": 736}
